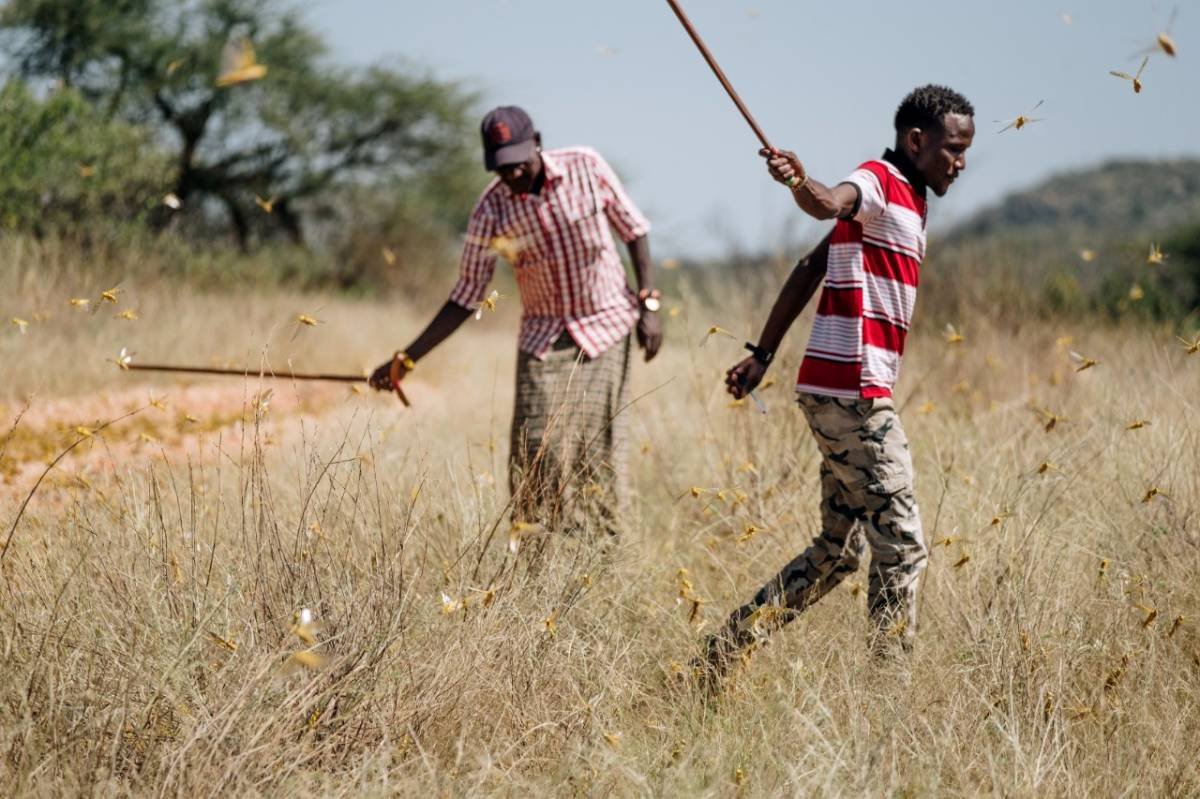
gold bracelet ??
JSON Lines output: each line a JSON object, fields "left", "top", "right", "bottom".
{"left": 789, "top": 174, "right": 810, "bottom": 193}
{"left": 397, "top": 352, "right": 416, "bottom": 370}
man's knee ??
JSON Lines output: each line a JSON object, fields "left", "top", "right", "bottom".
{"left": 869, "top": 540, "right": 927, "bottom": 584}
{"left": 863, "top": 501, "right": 925, "bottom": 568}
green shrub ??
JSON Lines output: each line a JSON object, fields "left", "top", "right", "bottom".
{"left": 0, "top": 79, "right": 171, "bottom": 235}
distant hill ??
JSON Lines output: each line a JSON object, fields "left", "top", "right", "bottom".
{"left": 946, "top": 158, "right": 1200, "bottom": 243}
{"left": 924, "top": 159, "right": 1200, "bottom": 320}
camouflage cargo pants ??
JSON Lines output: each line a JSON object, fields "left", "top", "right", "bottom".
{"left": 717, "top": 392, "right": 927, "bottom": 655}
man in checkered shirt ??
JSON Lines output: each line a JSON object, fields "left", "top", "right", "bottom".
{"left": 370, "top": 106, "right": 661, "bottom": 532}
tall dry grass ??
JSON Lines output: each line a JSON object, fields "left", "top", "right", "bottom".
{"left": 1, "top": 242, "right": 1199, "bottom": 797}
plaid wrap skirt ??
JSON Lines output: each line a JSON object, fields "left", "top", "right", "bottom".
{"left": 509, "top": 332, "right": 631, "bottom": 528}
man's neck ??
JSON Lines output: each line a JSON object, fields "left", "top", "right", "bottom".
{"left": 883, "top": 148, "right": 926, "bottom": 196}
{"left": 529, "top": 152, "right": 546, "bottom": 195}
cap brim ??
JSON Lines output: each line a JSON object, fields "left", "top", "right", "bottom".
{"left": 485, "top": 139, "right": 536, "bottom": 170}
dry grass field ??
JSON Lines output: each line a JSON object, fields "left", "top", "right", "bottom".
{"left": 2, "top": 240, "right": 1199, "bottom": 797}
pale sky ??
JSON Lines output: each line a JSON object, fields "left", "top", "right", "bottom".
{"left": 306, "top": 0, "right": 1198, "bottom": 258}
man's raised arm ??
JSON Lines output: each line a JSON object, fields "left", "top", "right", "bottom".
{"left": 759, "top": 147, "right": 862, "bottom": 222}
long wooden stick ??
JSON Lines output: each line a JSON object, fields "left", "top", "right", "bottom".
{"left": 664, "top": 0, "right": 773, "bottom": 151}
{"left": 125, "top": 360, "right": 410, "bottom": 406}
{"left": 127, "top": 363, "right": 359, "bottom": 381}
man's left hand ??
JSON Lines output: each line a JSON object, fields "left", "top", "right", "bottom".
{"left": 636, "top": 311, "right": 662, "bottom": 362}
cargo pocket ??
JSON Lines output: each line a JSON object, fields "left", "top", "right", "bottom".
{"left": 801, "top": 395, "right": 877, "bottom": 493}
{"left": 859, "top": 400, "right": 913, "bottom": 496}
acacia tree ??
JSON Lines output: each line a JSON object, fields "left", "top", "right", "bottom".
{"left": 0, "top": 0, "right": 478, "bottom": 249}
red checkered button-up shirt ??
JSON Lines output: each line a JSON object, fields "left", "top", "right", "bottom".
{"left": 448, "top": 146, "right": 651, "bottom": 360}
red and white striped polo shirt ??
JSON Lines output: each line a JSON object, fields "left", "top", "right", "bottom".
{"left": 449, "top": 146, "right": 651, "bottom": 360}
{"left": 796, "top": 156, "right": 927, "bottom": 399}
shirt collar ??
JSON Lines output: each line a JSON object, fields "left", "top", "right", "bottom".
{"left": 882, "top": 148, "right": 926, "bottom": 197}
{"left": 539, "top": 148, "right": 565, "bottom": 184}
{"left": 497, "top": 149, "right": 561, "bottom": 200}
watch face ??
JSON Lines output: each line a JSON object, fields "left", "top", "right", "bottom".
{"left": 643, "top": 297, "right": 661, "bottom": 312}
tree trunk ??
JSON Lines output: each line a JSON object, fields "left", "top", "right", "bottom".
{"left": 274, "top": 199, "right": 305, "bottom": 246}
{"left": 219, "top": 193, "right": 250, "bottom": 252}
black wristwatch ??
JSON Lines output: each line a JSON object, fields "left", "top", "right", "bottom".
{"left": 745, "top": 342, "right": 774, "bottom": 366}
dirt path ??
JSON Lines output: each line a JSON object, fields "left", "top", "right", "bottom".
{"left": 0, "top": 376, "right": 380, "bottom": 501}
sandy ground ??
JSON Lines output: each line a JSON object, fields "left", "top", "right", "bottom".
{"left": 0, "top": 374, "right": 420, "bottom": 504}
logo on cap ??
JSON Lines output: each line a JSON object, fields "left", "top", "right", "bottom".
{"left": 489, "top": 122, "right": 512, "bottom": 146}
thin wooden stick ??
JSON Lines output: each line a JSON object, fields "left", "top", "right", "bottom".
{"left": 124, "top": 361, "right": 410, "bottom": 407}
{"left": 127, "top": 363, "right": 361, "bottom": 382}
{"left": 664, "top": 0, "right": 774, "bottom": 150}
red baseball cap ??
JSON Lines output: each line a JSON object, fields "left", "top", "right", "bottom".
{"left": 481, "top": 106, "right": 537, "bottom": 170}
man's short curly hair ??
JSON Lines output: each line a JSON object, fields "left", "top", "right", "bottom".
{"left": 894, "top": 85, "right": 974, "bottom": 133}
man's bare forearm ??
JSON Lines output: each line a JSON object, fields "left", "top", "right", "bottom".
{"left": 627, "top": 235, "right": 653, "bottom": 292}
{"left": 761, "top": 148, "right": 859, "bottom": 222}
{"left": 755, "top": 232, "right": 832, "bottom": 354}
{"left": 791, "top": 178, "right": 848, "bottom": 221}
{"left": 403, "top": 301, "right": 472, "bottom": 362}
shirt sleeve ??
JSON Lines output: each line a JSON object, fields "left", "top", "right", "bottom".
{"left": 590, "top": 151, "right": 651, "bottom": 243}
{"left": 448, "top": 196, "right": 498, "bottom": 310}
{"left": 840, "top": 162, "right": 888, "bottom": 224}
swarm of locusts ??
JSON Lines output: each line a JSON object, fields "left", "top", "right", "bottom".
{"left": 0, "top": 7, "right": 1197, "bottom": 798}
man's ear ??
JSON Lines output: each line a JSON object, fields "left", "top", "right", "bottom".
{"left": 903, "top": 127, "right": 924, "bottom": 158}
{"left": 533, "top": 132, "right": 543, "bottom": 149}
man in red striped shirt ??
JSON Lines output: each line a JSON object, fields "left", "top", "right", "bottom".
{"left": 369, "top": 106, "right": 661, "bottom": 530}
{"left": 701, "top": 86, "right": 975, "bottom": 680}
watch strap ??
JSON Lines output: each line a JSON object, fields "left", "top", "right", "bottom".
{"left": 745, "top": 342, "right": 774, "bottom": 366}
